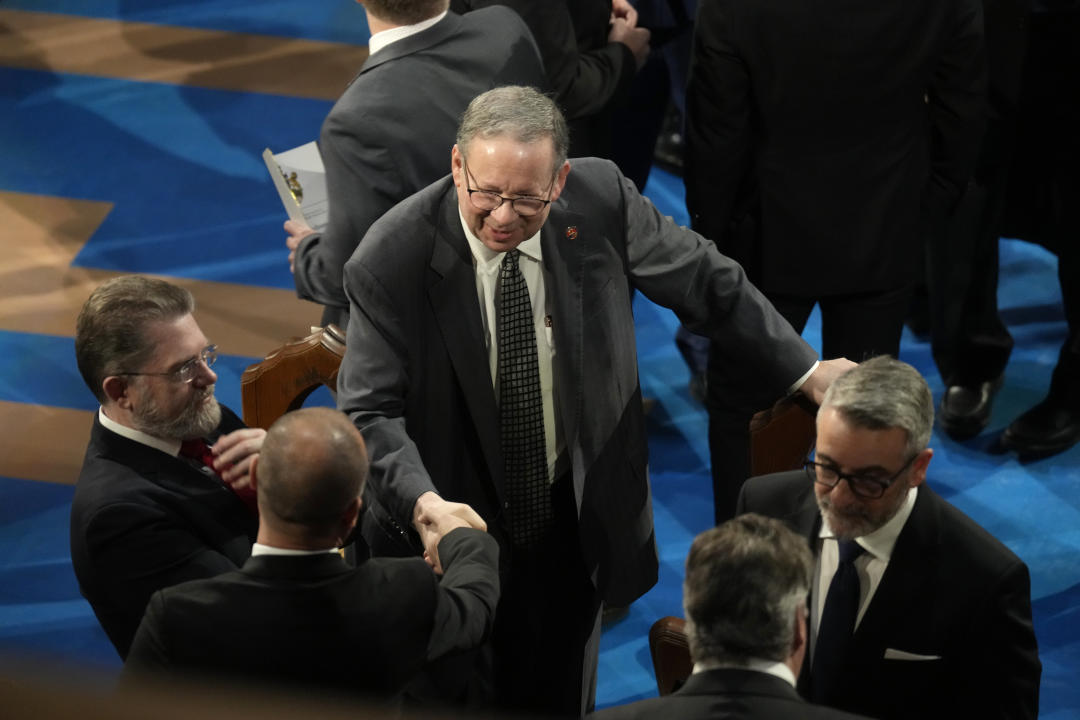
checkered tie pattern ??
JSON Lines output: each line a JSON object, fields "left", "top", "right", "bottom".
{"left": 498, "top": 249, "right": 553, "bottom": 547}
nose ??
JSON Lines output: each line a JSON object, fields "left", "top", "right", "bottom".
{"left": 830, "top": 477, "right": 860, "bottom": 506}
{"left": 193, "top": 357, "right": 217, "bottom": 386}
{"left": 491, "top": 200, "right": 520, "bottom": 222}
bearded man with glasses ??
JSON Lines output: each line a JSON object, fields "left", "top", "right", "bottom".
{"left": 70, "top": 275, "right": 263, "bottom": 659}
{"left": 738, "top": 356, "right": 1041, "bottom": 720}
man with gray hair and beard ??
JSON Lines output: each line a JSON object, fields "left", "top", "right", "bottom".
{"left": 591, "top": 514, "right": 871, "bottom": 719}
{"left": 738, "top": 356, "right": 1041, "bottom": 719}
{"left": 70, "top": 275, "right": 263, "bottom": 658}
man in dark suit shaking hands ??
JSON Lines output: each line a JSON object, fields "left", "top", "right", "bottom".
{"left": 591, "top": 514, "right": 872, "bottom": 720}
{"left": 739, "top": 356, "right": 1041, "bottom": 719}
{"left": 125, "top": 407, "right": 499, "bottom": 701}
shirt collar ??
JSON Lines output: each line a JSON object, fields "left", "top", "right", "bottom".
{"left": 459, "top": 208, "right": 543, "bottom": 271}
{"left": 819, "top": 485, "right": 919, "bottom": 561}
{"left": 251, "top": 543, "right": 341, "bottom": 557}
{"left": 367, "top": 11, "right": 447, "bottom": 57}
{"left": 98, "top": 407, "right": 181, "bottom": 457}
{"left": 692, "top": 657, "right": 797, "bottom": 687}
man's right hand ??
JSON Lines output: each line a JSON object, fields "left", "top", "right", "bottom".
{"left": 412, "top": 492, "right": 486, "bottom": 574}
{"left": 608, "top": 18, "right": 651, "bottom": 70}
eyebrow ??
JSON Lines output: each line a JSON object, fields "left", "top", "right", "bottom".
{"left": 815, "top": 452, "right": 889, "bottom": 476}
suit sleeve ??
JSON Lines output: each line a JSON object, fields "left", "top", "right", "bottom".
{"left": 957, "top": 559, "right": 1041, "bottom": 719}
{"left": 684, "top": 0, "right": 756, "bottom": 244}
{"left": 293, "top": 103, "right": 408, "bottom": 312}
{"left": 338, "top": 254, "right": 437, "bottom": 533}
{"left": 923, "top": 0, "right": 987, "bottom": 221}
{"left": 614, "top": 163, "right": 818, "bottom": 405}
{"left": 123, "top": 591, "right": 171, "bottom": 673}
{"left": 424, "top": 528, "right": 501, "bottom": 660}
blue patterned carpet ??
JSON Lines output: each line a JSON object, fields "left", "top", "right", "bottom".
{"left": 1, "top": 2, "right": 1078, "bottom": 716}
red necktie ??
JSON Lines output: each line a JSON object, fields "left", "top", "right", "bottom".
{"left": 179, "top": 438, "right": 258, "bottom": 514}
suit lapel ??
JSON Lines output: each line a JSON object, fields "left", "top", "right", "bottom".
{"left": 428, "top": 187, "right": 503, "bottom": 490}
{"left": 541, "top": 204, "right": 585, "bottom": 494}
{"left": 850, "top": 487, "right": 939, "bottom": 660}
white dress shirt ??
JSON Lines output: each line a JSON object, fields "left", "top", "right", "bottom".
{"left": 461, "top": 211, "right": 560, "bottom": 482}
{"left": 366, "top": 11, "right": 448, "bottom": 57}
{"left": 693, "top": 657, "right": 797, "bottom": 687}
{"left": 98, "top": 407, "right": 181, "bottom": 457}
{"left": 810, "top": 486, "right": 919, "bottom": 662}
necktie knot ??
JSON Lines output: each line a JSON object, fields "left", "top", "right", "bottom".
{"left": 838, "top": 539, "right": 864, "bottom": 565}
{"left": 179, "top": 438, "right": 214, "bottom": 468}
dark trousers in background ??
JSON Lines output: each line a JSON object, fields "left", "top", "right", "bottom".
{"left": 706, "top": 285, "right": 910, "bottom": 523}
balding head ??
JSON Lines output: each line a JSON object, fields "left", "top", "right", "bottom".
{"left": 254, "top": 408, "right": 368, "bottom": 547}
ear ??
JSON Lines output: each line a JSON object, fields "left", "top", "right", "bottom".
{"left": 451, "top": 144, "right": 464, "bottom": 187}
{"left": 548, "top": 160, "right": 572, "bottom": 203}
{"left": 102, "top": 375, "right": 132, "bottom": 408}
{"left": 790, "top": 604, "right": 809, "bottom": 677}
{"left": 339, "top": 496, "right": 361, "bottom": 543}
{"left": 909, "top": 448, "right": 933, "bottom": 488}
{"left": 248, "top": 454, "right": 260, "bottom": 493}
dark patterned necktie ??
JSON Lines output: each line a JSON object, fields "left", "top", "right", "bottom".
{"left": 812, "top": 538, "right": 865, "bottom": 703}
{"left": 498, "top": 249, "right": 553, "bottom": 547}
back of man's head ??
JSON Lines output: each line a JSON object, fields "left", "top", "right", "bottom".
{"left": 456, "top": 85, "right": 570, "bottom": 175}
{"left": 683, "top": 514, "right": 812, "bottom": 666}
{"left": 75, "top": 275, "right": 195, "bottom": 404}
{"left": 820, "top": 355, "right": 934, "bottom": 457}
{"left": 361, "top": 0, "right": 448, "bottom": 26}
{"left": 256, "top": 408, "right": 368, "bottom": 545}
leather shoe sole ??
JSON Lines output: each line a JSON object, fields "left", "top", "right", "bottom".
{"left": 939, "top": 376, "right": 1003, "bottom": 440}
{"left": 1001, "top": 397, "right": 1080, "bottom": 459}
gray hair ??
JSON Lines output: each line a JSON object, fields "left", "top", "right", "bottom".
{"left": 820, "top": 355, "right": 934, "bottom": 457}
{"left": 361, "top": 0, "right": 448, "bottom": 25}
{"left": 75, "top": 275, "right": 195, "bottom": 403}
{"left": 683, "top": 514, "right": 812, "bottom": 665}
{"left": 456, "top": 86, "right": 569, "bottom": 175}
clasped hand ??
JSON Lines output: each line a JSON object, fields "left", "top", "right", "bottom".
{"left": 413, "top": 491, "right": 487, "bottom": 574}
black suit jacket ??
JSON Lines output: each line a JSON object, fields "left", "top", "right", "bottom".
{"left": 684, "top": 0, "right": 986, "bottom": 296}
{"left": 738, "top": 471, "right": 1041, "bottom": 719}
{"left": 70, "top": 407, "right": 257, "bottom": 658}
{"left": 450, "top": 0, "right": 637, "bottom": 158}
{"left": 124, "top": 528, "right": 499, "bottom": 699}
{"left": 339, "top": 159, "right": 818, "bottom": 606}
{"left": 590, "top": 668, "right": 871, "bottom": 719}
{"left": 293, "top": 8, "right": 546, "bottom": 327}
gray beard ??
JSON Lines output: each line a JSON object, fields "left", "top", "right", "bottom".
{"left": 132, "top": 387, "right": 223, "bottom": 440}
{"left": 816, "top": 488, "right": 908, "bottom": 541}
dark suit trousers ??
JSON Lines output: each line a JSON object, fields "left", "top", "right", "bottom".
{"left": 706, "top": 285, "right": 910, "bottom": 523}
{"left": 492, "top": 474, "right": 602, "bottom": 717}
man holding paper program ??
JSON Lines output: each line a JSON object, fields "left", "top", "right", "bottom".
{"left": 284, "top": 0, "right": 546, "bottom": 328}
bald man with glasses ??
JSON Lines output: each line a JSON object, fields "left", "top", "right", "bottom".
{"left": 70, "top": 275, "right": 263, "bottom": 658}
{"left": 738, "top": 356, "right": 1041, "bottom": 720}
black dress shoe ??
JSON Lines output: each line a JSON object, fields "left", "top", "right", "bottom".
{"left": 1001, "top": 397, "right": 1080, "bottom": 459}
{"left": 939, "top": 376, "right": 1003, "bottom": 439}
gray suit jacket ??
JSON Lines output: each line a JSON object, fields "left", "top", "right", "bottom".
{"left": 338, "top": 158, "right": 817, "bottom": 605}
{"left": 293, "top": 8, "right": 546, "bottom": 327}
{"left": 738, "top": 471, "right": 1041, "bottom": 720}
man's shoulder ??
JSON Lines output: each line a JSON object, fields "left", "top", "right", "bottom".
{"left": 456, "top": 4, "right": 534, "bottom": 41}
{"left": 740, "top": 470, "right": 812, "bottom": 514}
{"left": 915, "top": 485, "right": 1027, "bottom": 576}
{"left": 350, "top": 177, "right": 453, "bottom": 263}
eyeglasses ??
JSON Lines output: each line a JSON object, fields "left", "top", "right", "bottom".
{"left": 804, "top": 451, "right": 918, "bottom": 499}
{"left": 118, "top": 345, "right": 217, "bottom": 384}
{"left": 462, "top": 158, "right": 554, "bottom": 217}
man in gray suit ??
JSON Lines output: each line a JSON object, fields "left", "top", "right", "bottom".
{"left": 337, "top": 85, "right": 852, "bottom": 716}
{"left": 591, "top": 514, "right": 871, "bottom": 720}
{"left": 286, "top": 0, "right": 546, "bottom": 327}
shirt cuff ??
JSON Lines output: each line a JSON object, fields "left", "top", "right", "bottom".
{"left": 788, "top": 360, "right": 820, "bottom": 395}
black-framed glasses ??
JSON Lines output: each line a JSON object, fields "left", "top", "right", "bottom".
{"left": 117, "top": 345, "right": 217, "bottom": 384}
{"left": 804, "top": 451, "right": 919, "bottom": 499}
{"left": 462, "top": 157, "right": 554, "bottom": 217}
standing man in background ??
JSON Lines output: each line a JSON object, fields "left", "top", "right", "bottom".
{"left": 287, "top": 0, "right": 546, "bottom": 328}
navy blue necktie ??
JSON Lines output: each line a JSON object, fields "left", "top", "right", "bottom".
{"left": 498, "top": 250, "right": 553, "bottom": 547}
{"left": 812, "top": 538, "right": 865, "bottom": 703}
